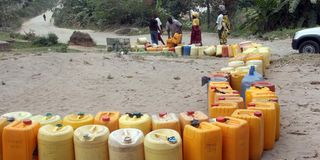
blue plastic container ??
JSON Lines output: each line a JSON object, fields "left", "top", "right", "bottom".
{"left": 241, "top": 66, "right": 263, "bottom": 105}
{"left": 183, "top": 46, "right": 191, "bottom": 56}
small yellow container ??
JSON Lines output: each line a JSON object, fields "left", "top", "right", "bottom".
{"left": 94, "top": 112, "right": 121, "bottom": 132}
{"left": 211, "top": 117, "right": 249, "bottom": 160}
{"left": 217, "top": 96, "right": 244, "bottom": 109}
{"left": 179, "top": 111, "right": 208, "bottom": 133}
{"left": 231, "top": 109, "right": 264, "bottom": 160}
{"left": 30, "top": 113, "right": 62, "bottom": 126}
{"left": 152, "top": 113, "right": 181, "bottom": 135}
{"left": 74, "top": 125, "right": 110, "bottom": 160}
{"left": 1, "top": 111, "right": 32, "bottom": 120}
{"left": 119, "top": 113, "right": 152, "bottom": 135}
{"left": 183, "top": 121, "right": 222, "bottom": 160}
{"left": 63, "top": 112, "right": 94, "bottom": 130}
{"left": 248, "top": 102, "right": 276, "bottom": 150}
{"left": 38, "top": 124, "right": 74, "bottom": 160}
{"left": 245, "top": 86, "right": 272, "bottom": 107}
{"left": 209, "top": 102, "right": 239, "bottom": 118}
{"left": 144, "top": 129, "right": 182, "bottom": 160}
{"left": 108, "top": 128, "right": 144, "bottom": 160}
{"left": 0, "top": 117, "right": 15, "bottom": 160}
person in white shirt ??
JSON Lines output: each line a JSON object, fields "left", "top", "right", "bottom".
{"left": 216, "top": 11, "right": 224, "bottom": 44}
{"left": 155, "top": 14, "right": 165, "bottom": 45}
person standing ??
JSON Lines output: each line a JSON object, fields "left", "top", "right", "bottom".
{"left": 216, "top": 11, "right": 224, "bottom": 44}
{"left": 149, "top": 15, "right": 159, "bottom": 45}
{"left": 155, "top": 14, "right": 165, "bottom": 45}
{"left": 190, "top": 12, "right": 202, "bottom": 45}
{"left": 43, "top": 14, "right": 46, "bottom": 21}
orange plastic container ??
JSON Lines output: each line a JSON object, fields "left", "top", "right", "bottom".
{"left": 209, "top": 72, "right": 231, "bottom": 83}
{"left": 63, "top": 112, "right": 94, "bottom": 130}
{"left": 248, "top": 102, "right": 276, "bottom": 150}
{"left": 151, "top": 112, "right": 181, "bottom": 135}
{"left": 208, "top": 102, "right": 238, "bottom": 118}
{"left": 2, "top": 119, "right": 40, "bottom": 160}
{"left": 207, "top": 81, "right": 233, "bottom": 108}
{"left": 183, "top": 121, "right": 222, "bottom": 160}
{"left": 0, "top": 117, "right": 15, "bottom": 160}
{"left": 222, "top": 45, "right": 231, "bottom": 57}
{"left": 252, "top": 99, "right": 280, "bottom": 140}
{"left": 210, "top": 89, "right": 240, "bottom": 108}
{"left": 179, "top": 111, "right": 208, "bottom": 133}
{"left": 211, "top": 117, "right": 249, "bottom": 160}
{"left": 252, "top": 81, "right": 276, "bottom": 92}
{"left": 231, "top": 109, "right": 264, "bottom": 160}
{"left": 217, "top": 97, "right": 244, "bottom": 109}
{"left": 245, "top": 86, "right": 272, "bottom": 107}
{"left": 230, "top": 72, "right": 246, "bottom": 92}
{"left": 94, "top": 111, "right": 120, "bottom": 132}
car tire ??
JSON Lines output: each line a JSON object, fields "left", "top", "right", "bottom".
{"left": 299, "top": 40, "right": 320, "bottom": 53}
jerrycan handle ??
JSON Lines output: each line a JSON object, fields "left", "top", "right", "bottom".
{"left": 123, "top": 129, "right": 132, "bottom": 144}
{"left": 54, "top": 124, "right": 63, "bottom": 131}
{"left": 45, "top": 113, "right": 53, "bottom": 120}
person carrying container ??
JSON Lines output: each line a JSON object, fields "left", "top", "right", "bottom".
{"left": 190, "top": 12, "right": 202, "bottom": 46}
{"left": 155, "top": 14, "right": 165, "bottom": 45}
{"left": 149, "top": 15, "right": 160, "bottom": 45}
{"left": 166, "top": 17, "right": 183, "bottom": 44}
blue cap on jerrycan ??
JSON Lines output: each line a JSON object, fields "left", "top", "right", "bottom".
{"left": 7, "top": 117, "right": 15, "bottom": 122}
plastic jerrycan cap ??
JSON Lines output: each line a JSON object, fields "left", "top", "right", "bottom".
{"left": 167, "top": 136, "right": 177, "bottom": 144}
{"left": 102, "top": 115, "right": 110, "bottom": 122}
{"left": 218, "top": 97, "right": 226, "bottom": 100}
{"left": 216, "top": 117, "right": 227, "bottom": 123}
{"left": 159, "top": 112, "right": 167, "bottom": 118}
{"left": 254, "top": 111, "right": 262, "bottom": 117}
{"left": 248, "top": 103, "right": 256, "bottom": 107}
{"left": 187, "top": 111, "right": 195, "bottom": 116}
{"left": 7, "top": 117, "right": 15, "bottom": 122}
{"left": 249, "top": 66, "right": 255, "bottom": 75}
{"left": 191, "top": 119, "right": 200, "bottom": 127}
{"left": 23, "top": 119, "right": 32, "bottom": 125}
{"left": 212, "top": 104, "right": 219, "bottom": 107}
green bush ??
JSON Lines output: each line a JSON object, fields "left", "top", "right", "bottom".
{"left": 32, "top": 33, "right": 59, "bottom": 47}
{"left": 48, "top": 33, "right": 58, "bottom": 45}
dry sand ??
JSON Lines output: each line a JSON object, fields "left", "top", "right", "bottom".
{"left": 0, "top": 51, "right": 319, "bottom": 159}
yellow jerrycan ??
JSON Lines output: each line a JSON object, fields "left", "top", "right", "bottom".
{"left": 248, "top": 102, "right": 276, "bottom": 150}
{"left": 151, "top": 113, "right": 181, "bottom": 135}
{"left": 108, "top": 128, "right": 144, "bottom": 160}
{"left": 228, "top": 61, "right": 245, "bottom": 68}
{"left": 30, "top": 113, "right": 62, "bottom": 126}
{"left": 63, "top": 112, "right": 94, "bottom": 130}
{"left": 1, "top": 111, "right": 32, "bottom": 120}
{"left": 94, "top": 112, "right": 121, "bottom": 132}
{"left": 0, "top": 117, "right": 15, "bottom": 160}
{"left": 211, "top": 117, "right": 249, "bottom": 160}
{"left": 38, "top": 124, "right": 74, "bottom": 160}
{"left": 231, "top": 71, "right": 246, "bottom": 92}
{"left": 74, "top": 125, "right": 110, "bottom": 160}
{"left": 257, "top": 47, "right": 271, "bottom": 68}
{"left": 209, "top": 102, "right": 239, "bottom": 118}
{"left": 231, "top": 44, "right": 241, "bottom": 57}
{"left": 119, "top": 112, "right": 152, "bottom": 135}
{"left": 217, "top": 96, "right": 244, "bottom": 109}
{"left": 2, "top": 119, "right": 40, "bottom": 160}
{"left": 179, "top": 111, "right": 208, "bottom": 133}
{"left": 183, "top": 121, "right": 222, "bottom": 160}
{"left": 246, "top": 60, "right": 264, "bottom": 76}
{"left": 245, "top": 86, "right": 272, "bottom": 107}
{"left": 144, "top": 129, "right": 182, "bottom": 160}
{"left": 231, "top": 109, "right": 264, "bottom": 160}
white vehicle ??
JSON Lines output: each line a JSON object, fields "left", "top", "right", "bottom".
{"left": 292, "top": 27, "right": 320, "bottom": 53}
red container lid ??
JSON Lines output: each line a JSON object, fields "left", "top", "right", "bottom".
{"left": 248, "top": 103, "right": 256, "bottom": 107}
{"left": 211, "top": 86, "right": 216, "bottom": 90}
{"left": 187, "top": 111, "right": 195, "bottom": 116}
{"left": 212, "top": 104, "right": 219, "bottom": 107}
{"left": 159, "top": 112, "right": 167, "bottom": 117}
{"left": 269, "top": 98, "right": 279, "bottom": 102}
{"left": 23, "top": 119, "right": 32, "bottom": 125}
{"left": 218, "top": 97, "right": 226, "bottom": 100}
{"left": 233, "top": 91, "right": 240, "bottom": 94}
{"left": 102, "top": 116, "right": 110, "bottom": 122}
{"left": 254, "top": 111, "right": 262, "bottom": 117}
{"left": 216, "top": 117, "right": 226, "bottom": 123}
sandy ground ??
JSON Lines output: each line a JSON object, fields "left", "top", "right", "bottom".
{"left": 0, "top": 10, "right": 316, "bottom": 160}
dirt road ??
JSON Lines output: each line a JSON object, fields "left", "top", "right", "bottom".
{"left": 19, "top": 11, "right": 295, "bottom": 56}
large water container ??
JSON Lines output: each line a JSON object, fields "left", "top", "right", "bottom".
{"left": 207, "top": 81, "right": 233, "bottom": 107}
{"left": 0, "top": 117, "right": 15, "bottom": 160}
{"left": 119, "top": 112, "right": 151, "bottom": 135}
{"left": 217, "top": 97, "right": 244, "bottom": 109}
{"left": 182, "top": 46, "right": 191, "bottom": 56}
{"left": 216, "top": 45, "right": 223, "bottom": 57}
{"left": 30, "top": 113, "right": 62, "bottom": 126}
{"left": 2, "top": 119, "right": 40, "bottom": 160}
{"left": 228, "top": 61, "right": 245, "bottom": 68}
{"left": 212, "top": 90, "right": 241, "bottom": 108}
{"left": 220, "top": 67, "right": 234, "bottom": 73}
{"left": 231, "top": 109, "right": 264, "bottom": 160}
{"left": 94, "top": 112, "right": 120, "bottom": 132}
{"left": 151, "top": 113, "right": 181, "bottom": 135}
{"left": 175, "top": 46, "right": 182, "bottom": 56}
{"left": 38, "top": 124, "right": 74, "bottom": 160}
{"left": 246, "top": 60, "right": 264, "bottom": 75}
{"left": 222, "top": 45, "right": 231, "bottom": 57}
{"left": 190, "top": 46, "right": 199, "bottom": 57}
{"left": 257, "top": 47, "right": 271, "bottom": 68}
{"left": 74, "top": 125, "right": 110, "bottom": 160}
{"left": 63, "top": 112, "right": 94, "bottom": 130}
{"left": 231, "top": 44, "right": 241, "bottom": 57}
{"left": 211, "top": 117, "right": 249, "bottom": 160}
{"left": 1, "top": 111, "right": 32, "bottom": 120}
{"left": 209, "top": 102, "right": 238, "bottom": 118}
{"left": 179, "top": 111, "right": 208, "bottom": 133}
{"left": 252, "top": 81, "right": 276, "bottom": 92}
{"left": 245, "top": 86, "right": 272, "bottom": 107}
{"left": 248, "top": 102, "right": 276, "bottom": 150}
{"left": 241, "top": 66, "right": 263, "bottom": 100}
{"left": 235, "top": 66, "right": 250, "bottom": 74}
{"left": 144, "top": 129, "right": 182, "bottom": 160}
{"left": 108, "top": 128, "right": 144, "bottom": 160}
{"left": 231, "top": 72, "right": 246, "bottom": 92}
{"left": 198, "top": 46, "right": 208, "bottom": 57}
{"left": 203, "top": 46, "right": 216, "bottom": 56}
{"left": 183, "top": 121, "right": 222, "bottom": 160}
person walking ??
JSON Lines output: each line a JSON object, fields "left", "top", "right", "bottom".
{"left": 190, "top": 12, "right": 202, "bottom": 45}
{"left": 149, "top": 15, "right": 160, "bottom": 45}
{"left": 155, "top": 14, "right": 165, "bottom": 45}
{"left": 43, "top": 14, "right": 46, "bottom": 21}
